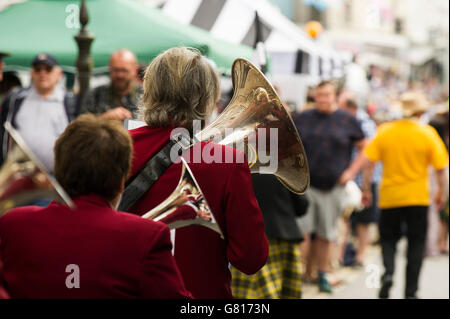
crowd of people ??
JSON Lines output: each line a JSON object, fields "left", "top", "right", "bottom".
{"left": 289, "top": 65, "right": 449, "bottom": 298}
{"left": 0, "top": 46, "right": 448, "bottom": 299}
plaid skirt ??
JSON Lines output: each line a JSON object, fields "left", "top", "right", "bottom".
{"left": 231, "top": 239, "right": 302, "bottom": 299}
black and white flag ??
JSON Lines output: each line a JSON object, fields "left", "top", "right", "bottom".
{"left": 156, "top": 0, "right": 346, "bottom": 77}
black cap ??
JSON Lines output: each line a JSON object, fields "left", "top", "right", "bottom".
{"left": 31, "top": 53, "right": 59, "bottom": 67}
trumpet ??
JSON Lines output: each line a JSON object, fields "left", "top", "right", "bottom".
{"left": 0, "top": 122, "right": 74, "bottom": 217}
{"left": 142, "top": 157, "right": 223, "bottom": 238}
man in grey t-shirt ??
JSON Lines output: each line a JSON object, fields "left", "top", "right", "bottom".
{"left": 0, "top": 54, "right": 77, "bottom": 175}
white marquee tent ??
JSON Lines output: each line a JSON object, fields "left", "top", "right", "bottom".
{"left": 149, "top": 0, "right": 347, "bottom": 79}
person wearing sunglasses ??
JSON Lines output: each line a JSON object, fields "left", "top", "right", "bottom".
{"left": 0, "top": 54, "right": 78, "bottom": 184}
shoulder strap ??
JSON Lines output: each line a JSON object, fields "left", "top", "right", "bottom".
{"left": 118, "top": 139, "right": 178, "bottom": 212}
{"left": 7, "top": 87, "right": 27, "bottom": 126}
{"left": 63, "top": 91, "right": 79, "bottom": 121}
{"left": 1, "top": 88, "right": 26, "bottom": 163}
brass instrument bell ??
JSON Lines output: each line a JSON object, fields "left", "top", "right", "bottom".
{"left": 0, "top": 122, "right": 74, "bottom": 217}
{"left": 197, "top": 58, "right": 309, "bottom": 194}
{"left": 142, "top": 157, "right": 223, "bottom": 238}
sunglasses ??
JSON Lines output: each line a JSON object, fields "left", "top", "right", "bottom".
{"left": 33, "top": 65, "right": 53, "bottom": 73}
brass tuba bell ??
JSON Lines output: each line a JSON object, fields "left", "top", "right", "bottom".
{"left": 142, "top": 157, "right": 223, "bottom": 238}
{"left": 197, "top": 58, "right": 309, "bottom": 194}
{"left": 140, "top": 58, "right": 309, "bottom": 236}
{"left": 0, "top": 122, "right": 74, "bottom": 217}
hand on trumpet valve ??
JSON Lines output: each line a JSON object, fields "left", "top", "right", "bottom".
{"left": 186, "top": 194, "right": 212, "bottom": 221}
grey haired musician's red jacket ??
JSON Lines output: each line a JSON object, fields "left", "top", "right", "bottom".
{"left": 0, "top": 195, "right": 192, "bottom": 299}
{"left": 128, "top": 126, "right": 269, "bottom": 299}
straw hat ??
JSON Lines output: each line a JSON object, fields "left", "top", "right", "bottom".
{"left": 393, "top": 91, "right": 430, "bottom": 118}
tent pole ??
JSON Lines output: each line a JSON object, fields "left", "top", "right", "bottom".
{"left": 254, "top": 12, "right": 267, "bottom": 74}
{"left": 74, "top": 0, "right": 95, "bottom": 100}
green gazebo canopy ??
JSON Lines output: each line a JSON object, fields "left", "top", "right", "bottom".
{"left": 0, "top": 0, "right": 253, "bottom": 74}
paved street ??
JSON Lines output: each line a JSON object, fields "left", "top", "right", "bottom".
{"left": 303, "top": 239, "right": 449, "bottom": 299}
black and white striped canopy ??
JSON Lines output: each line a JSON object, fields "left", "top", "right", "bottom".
{"left": 153, "top": 0, "right": 347, "bottom": 78}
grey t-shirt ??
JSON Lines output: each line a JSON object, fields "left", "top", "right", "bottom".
{"left": 15, "top": 86, "right": 69, "bottom": 174}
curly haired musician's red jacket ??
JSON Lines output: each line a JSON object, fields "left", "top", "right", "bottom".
{"left": 128, "top": 126, "right": 269, "bottom": 299}
{"left": 0, "top": 195, "right": 192, "bottom": 299}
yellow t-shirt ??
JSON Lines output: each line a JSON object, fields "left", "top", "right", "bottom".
{"left": 363, "top": 120, "right": 449, "bottom": 209}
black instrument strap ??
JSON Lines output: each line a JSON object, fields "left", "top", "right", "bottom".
{"left": 118, "top": 139, "right": 178, "bottom": 212}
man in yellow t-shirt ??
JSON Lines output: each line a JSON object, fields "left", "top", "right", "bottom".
{"left": 346, "top": 91, "right": 448, "bottom": 299}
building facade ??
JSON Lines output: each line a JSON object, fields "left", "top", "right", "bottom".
{"left": 271, "top": 0, "right": 448, "bottom": 85}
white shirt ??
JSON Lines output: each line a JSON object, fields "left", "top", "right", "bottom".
{"left": 15, "top": 85, "right": 69, "bottom": 174}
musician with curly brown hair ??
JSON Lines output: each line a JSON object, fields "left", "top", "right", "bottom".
{"left": 0, "top": 114, "right": 192, "bottom": 299}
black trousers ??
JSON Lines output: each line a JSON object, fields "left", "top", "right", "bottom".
{"left": 379, "top": 206, "right": 428, "bottom": 298}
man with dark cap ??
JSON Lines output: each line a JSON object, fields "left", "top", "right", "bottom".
{"left": 0, "top": 53, "right": 78, "bottom": 175}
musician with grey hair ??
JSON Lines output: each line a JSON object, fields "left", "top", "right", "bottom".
{"left": 125, "top": 47, "right": 269, "bottom": 299}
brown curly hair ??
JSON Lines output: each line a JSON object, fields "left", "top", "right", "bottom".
{"left": 54, "top": 114, "right": 132, "bottom": 201}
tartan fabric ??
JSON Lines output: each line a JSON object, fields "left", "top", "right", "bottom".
{"left": 231, "top": 239, "right": 302, "bottom": 299}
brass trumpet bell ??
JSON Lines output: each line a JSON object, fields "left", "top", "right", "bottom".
{"left": 196, "top": 58, "right": 309, "bottom": 194}
{"left": 142, "top": 157, "right": 223, "bottom": 238}
{"left": 0, "top": 122, "right": 74, "bottom": 217}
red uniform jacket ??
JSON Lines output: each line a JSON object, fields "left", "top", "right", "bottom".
{"left": 0, "top": 260, "right": 8, "bottom": 299}
{"left": 0, "top": 194, "right": 192, "bottom": 299}
{"left": 128, "top": 126, "right": 269, "bottom": 298}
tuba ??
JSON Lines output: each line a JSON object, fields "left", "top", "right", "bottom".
{"left": 140, "top": 58, "right": 309, "bottom": 236}
{"left": 0, "top": 122, "right": 74, "bottom": 217}
{"left": 196, "top": 58, "right": 309, "bottom": 194}
{"left": 142, "top": 157, "right": 223, "bottom": 238}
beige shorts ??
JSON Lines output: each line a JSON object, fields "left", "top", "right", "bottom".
{"left": 296, "top": 185, "right": 345, "bottom": 241}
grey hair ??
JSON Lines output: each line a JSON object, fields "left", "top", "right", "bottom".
{"left": 138, "top": 47, "right": 220, "bottom": 130}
